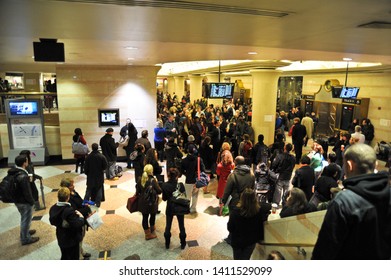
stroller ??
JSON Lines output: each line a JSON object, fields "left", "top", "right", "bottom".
{"left": 254, "top": 162, "right": 274, "bottom": 203}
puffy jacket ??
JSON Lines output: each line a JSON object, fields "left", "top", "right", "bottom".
{"left": 8, "top": 167, "right": 34, "bottom": 205}
{"left": 312, "top": 171, "right": 391, "bottom": 259}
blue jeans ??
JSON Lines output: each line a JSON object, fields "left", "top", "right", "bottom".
{"left": 272, "top": 179, "right": 290, "bottom": 206}
{"left": 106, "top": 161, "right": 116, "bottom": 179}
{"left": 15, "top": 203, "right": 33, "bottom": 244}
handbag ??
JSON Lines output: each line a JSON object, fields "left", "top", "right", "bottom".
{"left": 170, "top": 183, "right": 190, "bottom": 215}
{"left": 72, "top": 136, "right": 89, "bottom": 155}
{"left": 129, "top": 150, "right": 138, "bottom": 160}
{"left": 126, "top": 193, "right": 139, "bottom": 213}
{"left": 119, "top": 135, "right": 129, "bottom": 147}
{"left": 195, "top": 156, "right": 210, "bottom": 188}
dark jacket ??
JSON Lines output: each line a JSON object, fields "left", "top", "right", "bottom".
{"left": 9, "top": 167, "right": 34, "bottom": 205}
{"left": 161, "top": 179, "right": 186, "bottom": 216}
{"left": 271, "top": 152, "right": 296, "bottom": 181}
{"left": 25, "top": 163, "right": 42, "bottom": 202}
{"left": 133, "top": 152, "right": 145, "bottom": 181}
{"left": 84, "top": 150, "right": 108, "bottom": 194}
{"left": 279, "top": 202, "right": 317, "bottom": 218}
{"left": 222, "top": 165, "right": 255, "bottom": 207}
{"left": 292, "top": 123, "right": 306, "bottom": 145}
{"left": 312, "top": 171, "right": 391, "bottom": 259}
{"left": 228, "top": 204, "right": 271, "bottom": 248}
{"left": 69, "top": 191, "right": 91, "bottom": 218}
{"left": 135, "top": 137, "right": 152, "bottom": 153}
{"left": 136, "top": 176, "right": 162, "bottom": 214}
{"left": 99, "top": 133, "right": 118, "bottom": 162}
{"left": 199, "top": 141, "right": 214, "bottom": 170}
{"left": 121, "top": 122, "right": 138, "bottom": 153}
{"left": 291, "top": 165, "right": 315, "bottom": 201}
{"left": 181, "top": 154, "right": 205, "bottom": 184}
{"left": 164, "top": 142, "right": 183, "bottom": 170}
{"left": 313, "top": 175, "right": 338, "bottom": 202}
{"left": 49, "top": 202, "right": 85, "bottom": 249}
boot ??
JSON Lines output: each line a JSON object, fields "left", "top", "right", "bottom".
{"left": 179, "top": 233, "right": 187, "bottom": 249}
{"left": 144, "top": 228, "right": 157, "bottom": 240}
{"left": 75, "top": 163, "right": 79, "bottom": 173}
{"left": 164, "top": 232, "right": 171, "bottom": 249}
{"left": 151, "top": 225, "right": 156, "bottom": 235}
{"left": 80, "top": 165, "right": 84, "bottom": 174}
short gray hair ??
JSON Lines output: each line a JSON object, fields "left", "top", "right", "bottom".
{"left": 344, "top": 144, "right": 376, "bottom": 174}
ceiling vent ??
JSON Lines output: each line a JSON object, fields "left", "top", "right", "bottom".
{"left": 357, "top": 21, "right": 391, "bottom": 29}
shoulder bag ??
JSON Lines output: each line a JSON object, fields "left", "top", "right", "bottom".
{"left": 126, "top": 193, "right": 139, "bottom": 213}
{"left": 195, "top": 156, "right": 210, "bottom": 188}
{"left": 170, "top": 182, "right": 190, "bottom": 215}
{"left": 72, "top": 136, "right": 89, "bottom": 155}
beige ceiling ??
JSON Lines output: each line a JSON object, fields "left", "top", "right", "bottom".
{"left": 0, "top": 0, "right": 391, "bottom": 74}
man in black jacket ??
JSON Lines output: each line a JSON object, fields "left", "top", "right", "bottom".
{"left": 84, "top": 143, "right": 108, "bottom": 207}
{"left": 11, "top": 155, "right": 40, "bottom": 245}
{"left": 99, "top": 128, "right": 119, "bottom": 180}
{"left": 291, "top": 117, "right": 307, "bottom": 164}
{"left": 312, "top": 144, "right": 391, "bottom": 259}
{"left": 271, "top": 143, "right": 296, "bottom": 206}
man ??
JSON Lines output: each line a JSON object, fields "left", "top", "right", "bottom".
{"left": 301, "top": 112, "right": 314, "bottom": 147}
{"left": 351, "top": 125, "right": 365, "bottom": 144}
{"left": 11, "top": 155, "right": 39, "bottom": 245}
{"left": 164, "top": 114, "right": 178, "bottom": 140}
{"left": 84, "top": 143, "right": 108, "bottom": 207}
{"left": 222, "top": 156, "right": 255, "bottom": 244}
{"left": 135, "top": 130, "right": 152, "bottom": 153}
{"left": 120, "top": 118, "right": 138, "bottom": 168}
{"left": 361, "top": 118, "right": 375, "bottom": 145}
{"left": 312, "top": 144, "right": 391, "bottom": 259}
{"left": 271, "top": 143, "right": 296, "bottom": 206}
{"left": 291, "top": 117, "right": 307, "bottom": 164}
{"left": 291, "top": 155, "right": 315, "bottom": 202}
{"left": 99, "top": 127, "right": 119, "bottom": 180}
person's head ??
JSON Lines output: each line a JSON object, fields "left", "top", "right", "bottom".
{"left": 293, "top": 117, "right": 300, "bottom": 124}
{"left": 275, "top": 133, "right": 284, "bottom": 142}
{"left": 156, "top": 120, "right": 163, "bottom": 128}
{"left": 188, "top": 135, "right": 195, "bottom": 143}
{"left": 343, "top": 143, "right": 377, "bottom": 178}
{"left": 15, "top": 154, "right": 28, "bottom": 168}
{"left": 145, "top": 148, "right": 158, "bottom": 163}
{"left": 203, "top": 136, "right": 211, "bottom": 145}
{"left": 312, "top": 141, "right": 324, "bottom": 154}
{"left": 328, "top": 152, "right": 337, "bottom": 163}
{"left": 74, "top": 128, "right": 82, "bottom": 136}
{"left": 286, "top": 188, "right": 307, "bottom": 209}
{"left": 237, "top": 188, "right": 260, "bottom": 217}
{"left": 354, "top": 125, "right": 362, "bottom": 133}
{"left": 57, "top": 187, "right": 70, "bottom": 202}
{"left": 19, "top": 150, "right": 32, "bottom": 164}
{"left": 167, "top": 168, "right": 180, "bottom": 181}
{"left": 221, "top": 150, "right": 233, "bottom": 166}
{"left": 322, "top": 164, "right": 341, "bottom": 181}
{"left": 60, "top": 178, "right": 75, "bottom": 193}
{"left": 188, "top": 144, "right": 197, "bottom": 155}
{"left": 91, "top": 143, "right": 99, "bottom": 151}
{"left": 141, "top": 164, "right": 154, "bottom": 186}
{"left": 221, "top": 142, "right": 231, "bottom": 151}
{"left": 234, "top": 156, "right": 245, "bottom": 166}
{"left": 106, "top": 127, "right": 114, "bottom": 135}
{"left": 300, "top": 155, "right": 311, "bottom": 165}
{"left": 141, "top": 130, "right": 148, "bottom": 138}
{"left": 266, "top": 250, "right": 285, "bottom": 260}
{"left": 168, "top": 114, "right": 174, "bottom": 122}
{"left": 134, "top": 143, "right": 145, "bottom": 152}
{"left": 258, "top": 134, "right": 264, "bottom": 143}
{"left": 284, "top": 143, "right": 293, "bottom": 153}
{"left": 243, "top": 134, "right": 250, "bottom": 141}
{"left": 126, "top": 118, "right": 131, "bottom": 125}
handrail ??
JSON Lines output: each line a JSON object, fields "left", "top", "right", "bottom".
{"left": 259, "top": 241, "right": 315, "bottom": 247}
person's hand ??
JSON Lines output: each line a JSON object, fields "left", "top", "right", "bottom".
{"left": 75, "top": 210, "right": 83, "bottom": 218}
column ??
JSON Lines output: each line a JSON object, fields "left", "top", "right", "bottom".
{"left": 174, "top": 76, "right": 185, "bottom": 98}
{"left": 250, "top": 69, "right": 281, "bottom": 145}
{"left": 167, "top": 76, "right": 175, "bottom": 95}
{"left": 189, "top": 74, "right": 203, "bottom": 103}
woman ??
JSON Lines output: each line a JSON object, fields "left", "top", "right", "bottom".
{"left": 19, "top": 150, "right": 44, "bottom": 210}
{"left": 216, "top": 149, "right": 234, "bottom": 215}
{"left": 227, "top": 188, "right": 270, "bottom": 260}
{"left": 279, "top": 188, "right": 317, "bottom": 218}
{"left": 308, "top": 142, "right": 324, "bottom": 180}
{"left": 153, "top": 120, "right": 166, "bottom": 162}
{"left": 161, "top": 168, "right": 187, "bottom": 249}
{"left": 136, "top": 164, "right": 162, "bottom": 240}
{"left": 72, "top": 128, "right": 88, "bottom": 173}
{"left": 164, "top": 136, "right": 183, "bottom": 174}
{"left": 144, "top": 148, "right": 163, "bottom": 183}
{"left": 133, "top": 143, "right": 146, "bottom": 183}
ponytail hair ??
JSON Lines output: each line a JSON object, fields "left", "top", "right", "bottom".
{"left": 141, "top": 164, "right": 154, "bottom": 186}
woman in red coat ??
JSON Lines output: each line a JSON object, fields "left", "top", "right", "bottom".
{"left": 216, "top": 149, "right": 234, "bottom": 215}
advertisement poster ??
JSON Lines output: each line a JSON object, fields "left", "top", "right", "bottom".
{"left": 10, "top": 118, "right": 44, "bottom": 148}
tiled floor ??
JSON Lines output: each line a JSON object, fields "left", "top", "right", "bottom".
{"left": 0, "top": 162, "right": 236, "bottom": 260}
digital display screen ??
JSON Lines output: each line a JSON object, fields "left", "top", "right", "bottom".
{"left": 339, "top": 87, "right": 360, "bottom": 99}
{"left": 98, "top": 109, "right": 120, "bottom": 127}
{"left": 206, "top": 83, "right": 235, "bottom": 99}
{"left": 9, "top": 101, "right": 39, "bottom": 116}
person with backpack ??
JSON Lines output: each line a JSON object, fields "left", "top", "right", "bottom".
{"left": 12, "top": 155, "right": 40, "bottom": 245}
{"left": 238, "top": 134, "right": 253, "bottom": 166}
{"left": 136, "top": 164, "right": 162, "bottom": 240}
{"left": 251, "top": 134, "right": 269, "bottom": 170}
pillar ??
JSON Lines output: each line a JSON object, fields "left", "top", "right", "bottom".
{"left": 167, "top": 76, "right": 175, "bottom": 95}
{"left": 250, "top": 69, "right": 281, "bottom": 145}
{"left": 189, "top": 75, "right": 203, "bottom": 103}
{"left": 174, "top": 76, "right": 185, "bottom": 98}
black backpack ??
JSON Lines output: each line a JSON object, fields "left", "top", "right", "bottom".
{"left": 0, "top": 172, "right": 20, "bottom": 203}
{"left": 143, "top": 179, "right": 157, "bottom": 206}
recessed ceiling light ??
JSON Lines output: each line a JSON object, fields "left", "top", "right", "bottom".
{"left": 248, "top": 52, "right": 258, "bottom": 55}
{"left": 32, "top": 56, "right": 35, "bottom": 59}
{"left": 343, "top": 57, "right": 352, "bottom": 61}
{"left": 124, "top": 46, "right": 138, "bottom": 50}
{"left": 127, "top": 57, "right": 135, "bottom": 60}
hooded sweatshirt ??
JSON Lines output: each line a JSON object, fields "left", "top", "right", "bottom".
{"left": 312, "top": 171, "right": 391, "bottom": 259}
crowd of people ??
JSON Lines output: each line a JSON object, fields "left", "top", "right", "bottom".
{"left": 6, "top": 91, "right": 390, "bottom": 260}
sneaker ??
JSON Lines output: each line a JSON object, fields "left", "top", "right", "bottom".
{"left": 83, "top": 252, "right": 91, "bottom": 258}
{"left": 22, "top": 236, "right": 39, "bottom": 246}
{"left": 29, "top": 229, "right": 36, "bottom": 235}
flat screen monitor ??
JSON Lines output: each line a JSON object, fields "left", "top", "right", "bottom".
{"left": 205, "top": 83, "right": 235, "bottom": 99}
{"left": 98, "top": 109, "right": 120, "bottom": 127}
{"left": 33, "top": 41, "right": 65, "bottom": 62}
{"left": 339, "top": 87, "right": 360, "bottom": 99}
{"left": 9, "top": 100, "right": 39, "bottom": 116}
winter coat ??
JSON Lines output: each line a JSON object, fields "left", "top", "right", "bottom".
{"left": 291, "top": 165, "right": 316, "bottom": 202}
{"left": 99, "top": 133, "right": 118, "bottom": 162}
{"left": 72, "top": 134, "right": 87, "bottom": 159}
{"left": 216, "top": 162, "right": 235, "bottom": 199}
{"left": 181, "top": 154, "right": 205, "bottom": 184}
{"left": 8, "top": 167, "right": 34, "bottom": 205}
{"left": 136, "top": 176, "right": 162, "bottom": 215}
{"left": 84, "top": 150, "right": 108, "bottom": 200}
{"left": 271, "top": 152, "right": 296, "bottom": 181}
{"left": 164, "top": 142, "right": 183, "bottom": 170}
{"left": 49, "top": 202, "right": 85, "bottom": 248}
{"left": 161, "top": 179, "right": 186, "bottom": 217}
{"left": 312, "top": 171, "right": 391, "bottom": 259}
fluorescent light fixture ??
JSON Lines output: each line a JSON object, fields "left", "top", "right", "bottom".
{"left": 248, "top": 52, "right": 258, "bottom": 55}
{"left": 124, "top": 46, "right": 138, "bottom": 50}
{"left": 127, "top": 57, "right": 135, "bottom": 60}
{"left": 343, "top": 57, "right": 353, "bottom": 61}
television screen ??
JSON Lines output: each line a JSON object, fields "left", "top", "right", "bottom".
{"left": 206, "top": 83, "right": 235, "bottom": 99}
{"left": 339, "top": 87, "right": 360, "bottom": 99}
{"left": 33, "top": 41, "right": 65, "bottom": 62}
{"left": 9, "top": 101, "right": 39, "bottom": 116}
{"left": 98, "top": 109, "right": 120, "bottom": 127}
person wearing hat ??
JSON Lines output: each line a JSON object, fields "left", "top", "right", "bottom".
{"left": 99, "top": 128, "right": 119, "bottom": 180}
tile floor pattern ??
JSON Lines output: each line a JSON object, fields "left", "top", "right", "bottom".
{"left": 0, "top": 162, "right": 235, "bottom": 260}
